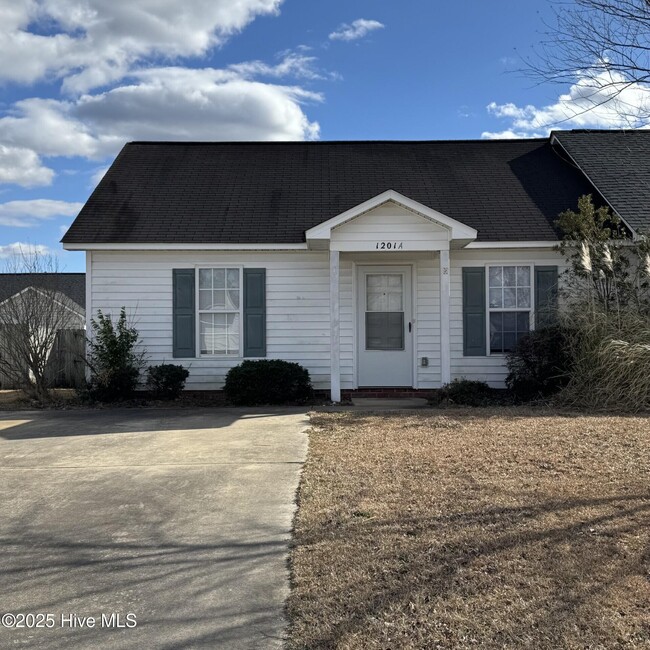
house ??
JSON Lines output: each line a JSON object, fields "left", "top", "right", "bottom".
{"left": 61, "top": 130, "right": 649, "bottom": 401}
{"left": 0, "top": 273, "right": 86, "bottom": 324}
{"left": 0, "top": 273, "right": 86, "bottom": 388}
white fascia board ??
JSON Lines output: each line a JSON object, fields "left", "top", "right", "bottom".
{"left": 465, "top": 241, "right": 558, "bottom": 249}
{"left": 305, "top": 189, "right": 478, "bottom": 242}
{"left": 62, "top": 242, "right": 309, "bottom": 251}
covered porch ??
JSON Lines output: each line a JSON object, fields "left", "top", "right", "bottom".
{"left": 305, "top": 190, "right": 477, "bottom": 402}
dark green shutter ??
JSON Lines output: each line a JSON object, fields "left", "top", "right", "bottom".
{"left": 243, "top": 268, "right": 266, "bottom": 357}
{"left": 173, "top": 269, "right": 195, "bottom": 358}
{"left": 535, "top": 266, "right": 559, "bottom": 328}
{"left": 463, "top": 267, "right": 486, "bottom": 356}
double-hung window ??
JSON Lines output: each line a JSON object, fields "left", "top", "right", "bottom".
{"left": 488, "top": 265, "right": 532, "bottom": 353}
{"left": 198, "top": 268, "right": 241, "bottom": 355}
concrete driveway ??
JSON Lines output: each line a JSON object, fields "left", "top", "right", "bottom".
{"left": 0, "top": 407, "right": 308, "bottom": 649}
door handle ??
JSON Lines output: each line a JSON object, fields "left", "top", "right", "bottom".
{"left": 408, "top": 321, "right": 412, "bottom": 333}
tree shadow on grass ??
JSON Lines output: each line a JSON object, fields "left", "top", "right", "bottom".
{"left": 288, "top": 492, "right": 650, "bottom": 649}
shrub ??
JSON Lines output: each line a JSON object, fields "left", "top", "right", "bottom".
{"left": 224, "top": 359, "right": 313, "bottom": 406}
{"left": 506, "top": 325, "right": 572, "bottom": 401}
{"left": 146, "top": 364, "right": 190, "bottom": 400}
{"left": 438, "top": 378, "right": 494, "bottom": 406}
{"left": 87, "top": 308, "right": 146, "bottom": 402}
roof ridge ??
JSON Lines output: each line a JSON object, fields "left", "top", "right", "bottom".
{"left": 0, "top": 272, "right": 85, "bottom": 276}
{"left": 126, "top": 138, "right": 549, "bottom": 146}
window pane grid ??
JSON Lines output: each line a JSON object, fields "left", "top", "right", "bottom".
{"left": 198, "top": 268, "right": 239, "bottom": 312}
{"left": 198, "top": 267, "right": 241, "bottom": 356}
{"left": 200, "top": 313, "right": 240, "bottom": 355}
{"left": 488, "top": 265, "right": 531, "bottom": 310}
{"left": 488, "top": 265, "right": 532, "bottom": 353}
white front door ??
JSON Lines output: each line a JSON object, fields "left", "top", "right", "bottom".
{"left": 357, "top": 266, "right": 413, "bottom": 387}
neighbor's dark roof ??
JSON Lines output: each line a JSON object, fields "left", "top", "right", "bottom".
{"left": 552, "top": 130, "right": 650, "bottom": 233}
{"left": 0, "top": 273, "right": 85, "bottom": 311}
{"left": 62, "top": 139, "right": 602, "bottom": 244}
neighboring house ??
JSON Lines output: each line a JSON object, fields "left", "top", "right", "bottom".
{"left": 61, "top": 130, "right": 649, "bottom": 401}
{"left": 0, "top": 273, "right": 86, "bottom": 388}
{"left": 0, "top": 274, "right": 86, "bottom": 325}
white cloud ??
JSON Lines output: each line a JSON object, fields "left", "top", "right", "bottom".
{"left": 480, "top": 129, "right": 546, "bottom": 140}
{"left": 0, "top": 98, "right": 103, "bottom": 158}
{"left": 90, "top": 166, "right": 109, "bottom": 187}
{"left": 0, "top": 0, "right": 285, "bottom": 93}
{"left": 0, "top": 145, "right": 54, "bottom": 187}
{"left": 230, "top": 52, "right": 324, "bottom": 80}
{"left": 0, "top": 6, "right": 324, "bottom": 189}
{"left": 77, "top": 66, "right": 322, "bottom": 143}
{"left": 483, "top": 68, "right": 650, "bottom": 139}
{"left": 329, "top": 19, "right": 384, "bottom": 42}
{"left": 0, "top": 242, "right": 52, "bottom": 259}
{"left": 0, "top": 63, "right": 321, "bottom": 179}
{"left": 0, "top": 200, "right": 83, "bottom": 227}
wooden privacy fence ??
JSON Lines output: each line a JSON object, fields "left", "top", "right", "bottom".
{"left": 0, "top": 328, "right": 86, "bottom": 389}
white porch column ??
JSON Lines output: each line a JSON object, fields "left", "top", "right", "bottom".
{"left": 329, "top": 249, "right": 341, "bottom": 403}
{"left": 439, "top": 248, "right": 451, "bottom": 385}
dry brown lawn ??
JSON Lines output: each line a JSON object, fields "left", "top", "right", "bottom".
{"left": 287, "top": 409, "right": 650, "bottom": 649}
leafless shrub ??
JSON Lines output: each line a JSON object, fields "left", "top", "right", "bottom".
{"left": 0, "top": 248, "right": 81, "bottom": 401}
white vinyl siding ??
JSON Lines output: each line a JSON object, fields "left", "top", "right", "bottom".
{"left": 91, "top": 251, "right": 330, "bottom": 390}
{"left": 330, "top": 203, "right": 449, "bottom": 252}
{"left": 451, "top": 249, "right": 564, "bottom": 387}
{"left": 90, "top": 246, "right": 563, "bottom": 392}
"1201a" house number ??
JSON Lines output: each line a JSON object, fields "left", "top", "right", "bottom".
{"left": 375, "top": 241, "right": 404, "bottom": 250}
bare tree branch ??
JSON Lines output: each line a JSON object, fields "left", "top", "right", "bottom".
{"left": 0, "top": 248, "right": 80, "bottom": 400}
{"left": 523, "top": 0, "right": 650, "bottom": 124}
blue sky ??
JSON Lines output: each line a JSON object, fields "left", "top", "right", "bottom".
{"left": 0, "top": 0, "right": 644, "bottom": 272}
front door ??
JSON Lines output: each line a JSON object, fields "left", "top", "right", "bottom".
{"left": 357, "top": 266, "right": 413, "bottom": 387}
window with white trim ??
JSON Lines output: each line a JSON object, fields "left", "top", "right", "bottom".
{"left": 198, "top": 268, "right": 241, "bottom": 355}
{"left": 488, "top": 265, "right": 532, "bottom": 353}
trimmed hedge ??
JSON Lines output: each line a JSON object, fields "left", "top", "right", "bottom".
{"left": 224, "top": 359, "right": 313, "bottom": 405}
{"left": 438, "top": 378, "right": 495, "bottom": 406}
{"left": 146, "top": 363, "right": 190, "bottom": 400}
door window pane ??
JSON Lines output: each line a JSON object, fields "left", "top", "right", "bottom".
{"left": 366, "top": 312, "right": 404, "bottom": 350}
{"left": 366, "top": 274, "right": 403, "bottom": 312}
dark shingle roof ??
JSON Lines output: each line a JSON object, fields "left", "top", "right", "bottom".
{"left": 62, "top": 139, "right": 601, "bottom": 244}
{"left": 0, "top": 273, "right": 85, "bottom": 311}
{"left": 552, "top": 130, "right": 650, "bottom": 233}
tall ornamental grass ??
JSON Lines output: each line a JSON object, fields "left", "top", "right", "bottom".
{"left": 554, "top": 195, "right": 650, "bottom": 411}
{"left": 559, "top": 310, "right": 650, "bottom": 411}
